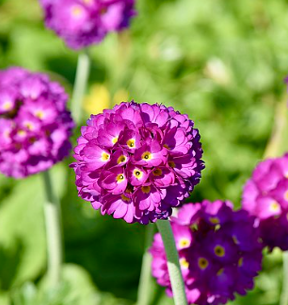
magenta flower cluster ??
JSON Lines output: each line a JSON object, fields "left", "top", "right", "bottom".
{"left": 71, "top": 102, "right": 204, "bottom": 224}
{"left": 40, "top": 0, "right": 136, "bottom": 49}
{"left": 150, "top": 200, "right": 263, "bottom": 305}
{"left": 0, "top": 67, "right": 74, "bottom": 178}
{"left": 242, "top": 154, "right": 288, "bottom": 251}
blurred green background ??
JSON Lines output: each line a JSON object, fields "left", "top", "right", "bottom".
{"left": 1, "top": 0, "right": 288, "bottom": 304}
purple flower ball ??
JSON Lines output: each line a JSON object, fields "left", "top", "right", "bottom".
{"left": 242, "top": 154, "right": 288, "bottom": 251}
{"left": 71, "top": 101, "right": 204, "bottom": 224}
{"left": 40, "top": 0, "right": 136, "bottom": 49}
{"left": 150, "top": 200, "right": 263, "bottom": 305}
{"left": 0, "top": 67, "right": 75, "bottom": 178}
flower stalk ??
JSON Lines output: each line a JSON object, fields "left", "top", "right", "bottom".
{"left": 137, "top": 224, "right": 155, "bottom": 305}
{"left": 156, "top": 220, "right": 188, "bottom": 305}
{"left": 280, "top": 251, "right": 288, "bottom": 305}
{"left": 42, "top": 170, "right": 62, "bottom": 285}
{"left": 71, "top": 50, "right": 91, "bottom": 124}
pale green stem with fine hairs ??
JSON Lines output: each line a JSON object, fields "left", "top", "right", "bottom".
{"left": 156, "top": 220, "right": 188, "bottom": 305}
{"left": 42, "top": 171, "right": 62, "bottom": 285}
{"left": 137, "top": 224, "right": 155, "bottom": 305}
{"left": 71, "top": 50, "right": 91, "bottom": 124}
{"left": 280, "top": 252, "right": 288, "bottom": 305}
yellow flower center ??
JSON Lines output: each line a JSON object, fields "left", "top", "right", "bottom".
{"left": 217, "top": 268, "right": 224, "bottom": 276}
{"left": 142, "top": 151, "right": 152, "bottom": 161}
{"left": 270, "top": 201, "right": 280, "bottom": 212}
{"left": 232, "top": 235, "right": 239, "bottom": 244}
{"left": 127, "top": 139, "right": 135, "bottom": 148}
{"left": 284, "top": 191, "right": 288, "bottom": 201}
{"left": 117, "top": 155, "right": 126, "bottom": 164}
{"left": 24, "top": 122, "right": 34, "bottom": 130}
{"left": 17, "top": 130, "right": 26, "bottom": 137}
{"left": 238, "top": 257, "right": 243, "bottom": 267}
{"left": 168, "top": 161, "right": 176, "bottom": 168}
{"left": 180, "top": 258, "right": 189, "bottom": 269}
{"left": 101, "top": 152, "right": 110, "bottom": 162}
{"left": 198, "top": 257, "right": 209, "bottom": 270}
{"left": 179, "top": 238, "right": 190, "bottom": 248}
{"left": 163, "top": 144, "right": 170, "bottom": 150}
{"left": 153, "top": 168, "right": 163, "bottom": 176}
{"left": 116, "top": 174, "right": 125, "bottom": 183}
{"left": 133, "top": 169, "right": 143, "bottom": 179}
{"left": 214, "top": 245, "right": 225, "bottom": 257}
{"left": 209, "top": 217, "right": 220, "bottom": 224}
{"left": 3, "top": 101, "right": 12, "bottom": 110}
{"left": 35, "top": 110, "right": 45, "bottom": 119}
{"left": 121, "top": 194, "right": 130, "bottom": 202}
{"left": 141, "top": 186, "right": 151, "bottom": 194}
{"left": 71, "top": 5, "right": 84, "bottom": 17}
{"left": 112, "top": 136, "right": 118, "bottom": 144}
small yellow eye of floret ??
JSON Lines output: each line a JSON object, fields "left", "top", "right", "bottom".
{"left": 180, "top": 258, "right": 189, "bottom": 269}
{"left": 209, "top": 217, "right": 219, "bottom": 224}
{"left": 116, "top": 174, "right": 125, "bottom": 182}
{"left": 101, "top": 152, "right": 110, "bottom": 161}
{"left": 117, "top": 155, "right": 126, "bottom": 164}
{"left": 141, "top": 151, "right": 152, "bottom": 160}
{"left": 238, "top": 257, "right": 243, "bottom": 267}
{"left": 17, "top": 130, "right": 26, "bottom": 137}
{"left": 198, "top": 257, "right": 209, "bottom": 270}
{"left": 179, "top": 238, "right": 190, "bottom": 248}
{"left": 71, "top": 6, "right": 84, "bottom": 17}
{"left": 133, "top": 169, "right": 143, "bottom": 179}
{"left": 270, "top": 201, "right": 280, "bottom": 212}
{"left": 3, "top": 101, "right": 12, "bottom": 110}
{"left": 214, "top": 245, "right": 225, "bottom": 257}
{"left": 35, "top": 110, "right": 45, "bottom": 119}
{"left": 127, "top": 139, "right": 135, "bottom": 148}
{"left": 141, "top": 186, "right": 151, "bottom": 194}
{"left": 112, "top": 136, "right": 118, "bottom": 144}
{"left": 153, "top": 169, "right": 162, "bottom": 176}
{"left": 121, "top": 194, "right": 130, "bottom": 202}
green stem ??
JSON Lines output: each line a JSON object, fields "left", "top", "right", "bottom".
{"left": 71, "top": 50, "right": 91, "bottom": 124}
{"left": 137, "top": 224, "right": 155, "bottom": 305}
{"left": 280, "top": 252, "right": 288, "bottom": 305}
{"left": 156, "top": 220, "right": 188, "bottom": 305}
{"left": 42, "top": 171, "right": 62, "bottom": 285}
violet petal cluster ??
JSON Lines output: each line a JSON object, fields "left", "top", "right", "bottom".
{"left": 242, "top": 155, "right": 288, "bottom": 250}
{"left": 150, "top": 200, "right": 263, "bottom": 305}
{"left": 0, "top": 67, "right": 74, "bottom": 178}
{"left": 71, "top": 101, "right": 204, "bottom": 224}
{"left": 40, "top": 0, "right": 136, "bottom": 49}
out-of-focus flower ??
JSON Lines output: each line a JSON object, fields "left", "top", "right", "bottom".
{"left": 0, "top": 67, "right": 74, "bottom": 178}
{"left": 83, "top": 84, "right": 129, "bottom": 114}
{"left": 150, "top": 200, "right": 263, "bottom": 305}
{"left": 242, "top": 154, "right": 288, "bottom": 251}
{"left": 40, "top": 0, "right": 136, "bottom": 49}
{"left": 71, "top": 101, "right": 204, "bottom": 224}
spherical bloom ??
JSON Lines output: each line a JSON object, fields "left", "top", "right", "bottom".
{"left": 40, "top": 0, "right": 136, "bottom": 49}
{"left": 71, "top": 101, "right": 204, "bottom": 224}
{"left": 0, "top": 67, "right": 75, "bottom": 178}
{"left": 242, "top": 154, "right": 288, "bottom": 250}
{"left": 150, "top": 200, "right": 263, "bottom": 305}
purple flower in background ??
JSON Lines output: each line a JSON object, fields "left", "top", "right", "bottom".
{"left": 0, "top": 67, "right": 74, "bottom": 178}
{"left": 150, "top": 200, "right": 263, "bottom": 305}
{"left": 242, "top": 154, "right": 288, "bottom": 251}
{"left": 71, "top": 102, "right": 204, "bottom": 224}
{"left": 40, "top": 0, "right": 136, "bottom": 49}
